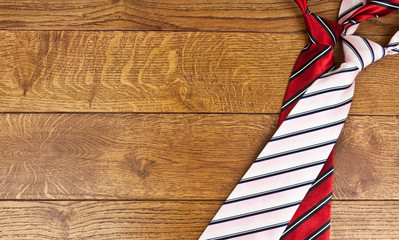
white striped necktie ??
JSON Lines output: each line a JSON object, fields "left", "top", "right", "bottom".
{"left": 198, "top": 20, "right": 399, "bottom": 240}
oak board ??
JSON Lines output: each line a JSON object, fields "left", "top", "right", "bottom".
{"left": 0, "top": 200, "right": 396, "bottom": 239}
{"left": 0, "top": 114, "right": 397, "bottom": 200}
{"left": 0, "top": 31, "right": 398, "bottom": 114}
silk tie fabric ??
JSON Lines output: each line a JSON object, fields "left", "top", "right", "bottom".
{"left": 281, "top": 31, "right": 399, "bottom": 240}
{"left": 199, "top": 1, "right": 399, "bottom": 239}
{"left": 282, "top": 0, "right": 399, "bottom": 239}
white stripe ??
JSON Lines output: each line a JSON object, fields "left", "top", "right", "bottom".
{"left": 282, "top": 195, "right": 332, "bottom": 235}
{"left": 372, "top": 0, "right": 399, "bottom": 8}
{"left": 241, "top": 160, "right": 326, "bottom": 182}
{"left": 316, "top": 15, "right": 336, "bottom": 43}
{"left": 308, "top": 222, "right": 330, "bottom": 240}
{"left": 302, "top": 83, "right": 353, "bottom": 97}
{"left": 211, "top": 201, "right": 302, "bottom": 224}
{"left": 265, "top": 126, "right": 342, "bottom": 157}
{"left": 308, "top": 32, "right": 317, "bottom": 44}
{"left": 338, "top": 2, "right": 363, "bottom": 18}
{"left": 318, "top": 65, "right": 358, "bottom": 78}
{"left": 290, "top": 47, "right": 331, "bottom": 80}
{"left": 281, "top": 87, "right": 310, "bottom": 109}
{"left": 274, "top": 103, "right": 351, "bottom": 137}
{"left": 204, "top": 207, "right": 293, "bottom": 238}
{"left": 311, "top": 168, "right": 334, "bottom": 188}
{"left": 206, "top": 223, "right": 288, "bottom": 240}
{"left": 251, "top": 145, "right": 332, "bottom": 179}
{"left": 212, "top": 186, "right": 310, "bottom": 221}
{"left": 288, "top": 88, "right": 354, "bottom": 117}
{"left": 228, "top": 166, "right": 323, "bottom": 200}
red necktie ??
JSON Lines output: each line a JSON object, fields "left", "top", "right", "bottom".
{"left": 198, "top": 0, "right": 399, "bottom": 239}
{"left": 281, "top": 1, "right": 399, "bottom": 239}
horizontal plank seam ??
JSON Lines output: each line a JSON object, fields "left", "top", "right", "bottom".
{"left": 0, "top": 29, "right": 396, "bottom": 37}
{"left": 0, "top": 112, "right": 397, "bottom": 116}
{"left": 0, "top": 199, "right": 397, "bottom": 202}
{"left": 331, "top": 199, "right": 399, "bottom": 202}
{"left": 0, "top": 29, "right": 302, "bottom": 34}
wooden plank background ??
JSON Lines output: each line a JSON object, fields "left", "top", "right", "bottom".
{"left": 1, "top": 31, "right": 398, "bottom": 114}
{"left": 0, "top": 0, "right": 398, "bottom": 239}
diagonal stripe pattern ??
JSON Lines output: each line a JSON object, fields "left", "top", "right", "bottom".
{"left": 282, "top": 1, "right": 399, "bottom": 239}
{"left": 199, "top": 0, "right": 399, "bottom": 239}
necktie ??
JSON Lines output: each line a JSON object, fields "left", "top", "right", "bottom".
{"left": 283, "top": 1, "right": 399, "bottom": 239}
{"left": 199, "top": 1, "right": 399, "bottom": 239}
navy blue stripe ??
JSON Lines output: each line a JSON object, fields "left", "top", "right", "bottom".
{"left": 255, "top": 140, "right": 337, "bottom": 163}
{"left": 224, "top": 181, "right": 313, "bottom": 204}
{"left": 240, "top": 160, "right": 326, "bottom": 184}
{"left": 208, "top": 222, "right": 289, "bottom": 240}
{"left": 281, "top": 193, "right": 332, "bottom": 238}
{"left": 371, "top": 2, "right": 397, "bottom": 9}
{"left": 309, "top": 166, "right": 334, "bottom": 192}
{"left": 270, "top": 119, "right": 346, "bottom": 142}
{"left": 342, "top": 17, "right": 359, "bottom": 32}
{"left": 361, "top": 37, "right": 375, "bottom": 63}
{"left": 302, "top": 83, "right": 353, "bottom": 99}
{"left": 281, "top": 84, "right": 311, "bottom": 111}
{"left": 319, "top": 66, "right": 358, "bottom": 79}
{"left": 302, "top": 43, "right": 311, "bottom": 51}
{"left": 319, "top": 66, "right": 358, "bottom": 78}
{"left": 304, "top": 220, "right": 331, "bottom": 240}
{"left": 374, "top": 0, "right": 399, "bottom": 7}
{"left": 210, "top": 201, "right": 301, "bottom": 225}
{"left": 337, "top": 2, "right": 364, "bottom": 21}
{"left": 289, "top": 46, "right": 331, "bottom": 82}
{"left": 387, "top": 42, "right": 399, "bottom": 47}
{"left": 281, "top": 64, "right": 334, "bottom": 111}
{"left": 313, "top": 14, "right": 336, "bottom": 44}
{"left": 342, "top": 38, "right": 364, "bottom": 69}
{"left": 308, "top": 31, "right": 318, "bottom": 44}
{"left": 285, "top": 98, "right": 352, "bottom": 121}
{"left": 371, "top": 0, "right": 399, "bottom": 9}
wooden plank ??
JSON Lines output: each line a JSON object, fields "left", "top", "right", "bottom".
{"left": 334, "top": 116, "right": 399, "bottom": 200}
{"left": 330, "top": 201, "right": 399, "bottom": 239}
{"left": 0, "top": 0, "right": 397, "bottom": 35}
{"left": 0, "top": 31, "right": 398, "bottom": 114}
{"left": 0, "top": 200, "right": 397, "bottom": 239}
{"left": 0, "top": 113, "right": 397, "bottom": 200}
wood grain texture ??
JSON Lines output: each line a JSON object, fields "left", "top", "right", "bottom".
{"left": 0, "top": 0, "right": 397, "bottom": 35}
{"left": 334, "top": 116, "right": 399, "bottom": 200}
{"left": 0, "top": 200, "right": 397, "bottom": 239}
{"left": 0, "top": 113, "right": 397, "bottom": 200}
{"left": 330, "top": 201, "right": 399, "bottom": 239}
{"left": 0, "top": 1, "right": 396, "bottom": 238}
{"left": 0, "top": 31, "right": 398, "bottom": 114}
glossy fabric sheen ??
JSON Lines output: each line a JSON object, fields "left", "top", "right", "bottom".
{"left": 199, "top": 0, "right": 399, "bottom": 239}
